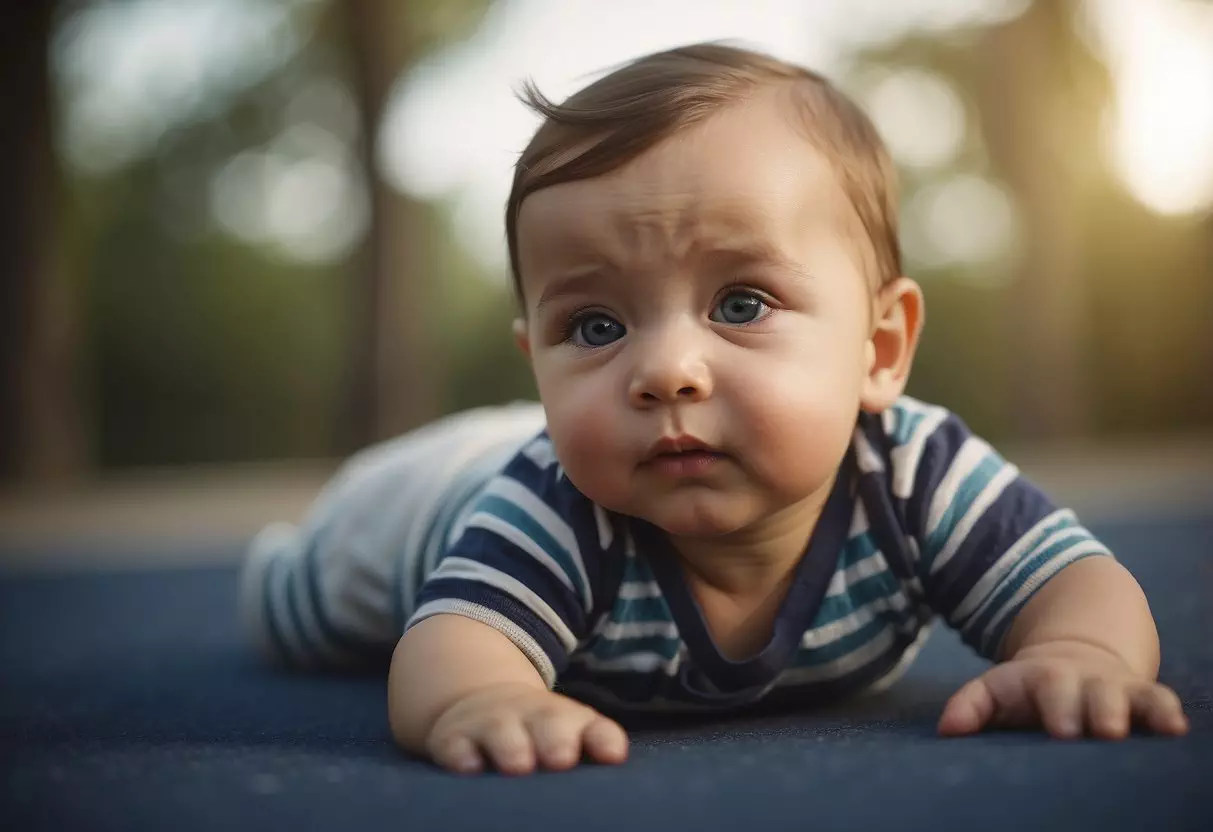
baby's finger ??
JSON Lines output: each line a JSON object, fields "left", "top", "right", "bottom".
{"left": 479, "top": 716, "right": 536, "bottom": 775}
{"left": 1083, "top": 678, "right": 1130, "bottom": 740}
{"left": 428, "top": 733, "right": 483, "bottom": 775}
{"left": 527, "top": 707, "right": 593, "bottom": 771}
{"left": 938, "top": 677, "right": 996, "bottom": 736}
{"left": 1030, "top": 668, "right": 1083, "bottom": 739}
{"left": 581, "top": 716, "right": 629, "bottom": 765}
{"left": 1129, "top": 684, "right": 1189, "bottom": 736}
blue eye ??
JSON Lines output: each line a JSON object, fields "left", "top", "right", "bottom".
{"left": 570, "top": 313, "right": 625, "bottom": 347}
{"left": 711, "top": 290, "right": 767, "bottom": 325}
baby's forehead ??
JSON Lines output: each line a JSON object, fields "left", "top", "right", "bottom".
{"left": 518, "top": 117, "right": 868, "bottom": 275}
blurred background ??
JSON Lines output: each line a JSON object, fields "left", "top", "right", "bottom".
{"left": 1, "top": 0, "right": 1211, "bottom": 563}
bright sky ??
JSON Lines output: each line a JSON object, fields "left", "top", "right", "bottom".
{"left": 53, "top": 0, "right": 1213, "bottom": 269}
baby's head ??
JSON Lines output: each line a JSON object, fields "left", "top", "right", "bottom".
{"left": 507, "top": 42, "right": 924, "bottom": 540}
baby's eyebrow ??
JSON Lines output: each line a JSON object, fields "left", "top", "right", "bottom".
{"left": 535, "top": 269, "right": 606, "bottom": 313}
{"left": 707, "top": 240, "right": 815, "bottom": 283}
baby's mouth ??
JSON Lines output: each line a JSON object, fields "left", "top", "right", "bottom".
{"left": 641, "top": 436, "right": 726, "bottom": 477}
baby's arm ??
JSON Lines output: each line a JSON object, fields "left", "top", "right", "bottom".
{"left": 938, "top": 553, "right": 1188, "bottom": 740}
{"left": 389, "top": 614, "right": 628, "bottom": 774}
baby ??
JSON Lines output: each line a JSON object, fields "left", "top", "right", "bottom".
{"left": 240, "top": 42, "right": 1188, "bottom": 775}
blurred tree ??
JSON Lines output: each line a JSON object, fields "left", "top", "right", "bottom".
{"left": 975, "top": 0, "right": 1104, "bottom": 439}
{"left": 0, "top": 0, "right": 89, "bottom": 486}
{"left": 339, "top": 0, "right": 493, "bottom": 447}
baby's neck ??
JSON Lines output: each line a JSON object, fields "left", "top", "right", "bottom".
{"left": 667, "top": 483, "right": 834, "bottom": 599}
{"left": 664, "top": 485, "right": 835, "bottom": 660}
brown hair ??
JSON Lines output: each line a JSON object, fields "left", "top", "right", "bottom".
{"left": 505, "top": 41, "right": 901, "bottom": 301}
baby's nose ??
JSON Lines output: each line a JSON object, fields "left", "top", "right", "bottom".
{"left": 627, "top": 341, "right": 712, "bottom": 407}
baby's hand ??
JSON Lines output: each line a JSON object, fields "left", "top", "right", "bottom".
{"left": 938, "top": 640, "right": 1189, "bottom": 740}
{"left": 425, "top": 683, "right": 629, "bottom": 775}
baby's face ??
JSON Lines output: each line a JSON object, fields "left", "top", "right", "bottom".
{"left": 514, "top": 90, "right": 877, "bottom": 540}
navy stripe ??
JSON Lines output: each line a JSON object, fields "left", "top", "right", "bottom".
{"left": 476, "top": 494, "right": 588, "bottom": 601}
{"left": 584, "top": 633, "right": 681, "bottom": 661}
{"left": 448, "top": 527, "right": 588, "bottom": 633}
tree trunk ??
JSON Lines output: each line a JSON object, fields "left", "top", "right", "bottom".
{"left": 339, "top": 0, "right": 438, "bottom": 450}
{"left": 977, "top": 2, "right": 1090, "bottom": 440}
{"left": 0, "top": 1, "right": 89, "bottom": 485}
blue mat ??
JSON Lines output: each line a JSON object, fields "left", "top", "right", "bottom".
{"left": 2, "top": 513, "right": 1211, "bottom": 831}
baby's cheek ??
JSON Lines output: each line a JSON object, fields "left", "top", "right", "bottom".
{"left": 733, "top": 361, "right": 859, "bottom": 487}
{"left": 541, "top": 380, "right": 628, "bottom": 497}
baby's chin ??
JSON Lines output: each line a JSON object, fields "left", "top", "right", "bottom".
{"left": 626, "top": 495, "right": 761, "bottom": 540}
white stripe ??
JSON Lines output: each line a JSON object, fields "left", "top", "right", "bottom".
{"left": 824, "top": 551, "right": 888, "bottom": 597}
{"left": 980, "top": 543, "right": 1111, "bottom": 653}
{"left": 520, "top": 436, "right": 557, "bottom": 470}
{"left": 924, "top": 437, "right": 994, "bottom": 540}
{"left": 801, "top": 593, "right": 909, "bottom": 648}
{"left": 950, "top": 509, "right": 1076, "bottom": 623}
{"left": 426, "top": 556, "right": 579, "bottom": 652}
{"left": 852, "top": 428, "right": 884, "bottom": 474}
{"left": 848, "top": 501, "right": 870, "bottom": 538}
{"left": 929, "top": 461, "right": 1019, "bottom": 575}
{"left": 881, "top": 405, "right": 898, "bottom": 436}
{"left": 407, "top": 598, "right": 557, "bottom": 686}
{"left": 572, "top": 650, "right": 680, "bottom": 674}
{"left": 598, "top": 620, "right": 679, "bottom": 640}
{"left": 594, "top": 504, "right": 614, "bottom": 551}
{"left": 618, "top": 580, "right": 661, "bottom": 599}
{"left": 624, "top": 529, "right": 638, "bottom": 558}
{"left": 482, "top": 477, "right": 593, "bottom": 609}
{"left": 779, "top": 625, "right": 898, "bottom": 685}
{"left": 958, "top": 520, "right": 1087, "bottom": 628}
{"left": 890, "top": 402, "right": 949, "bottom": 499}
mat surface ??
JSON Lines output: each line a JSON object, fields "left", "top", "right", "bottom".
{"left": 2, "top": 513, "right": 1211, "bottom": 831}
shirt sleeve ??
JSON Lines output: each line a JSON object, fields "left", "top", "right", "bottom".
{"left": 880, "top": 397, "right": 1115, "bottom": 660}
{"left": 405, "top": 433, "right": 606, "bottom": 687}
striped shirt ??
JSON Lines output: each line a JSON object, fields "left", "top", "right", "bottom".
{"left": 407, "top": 396, "right": 1112, "bottom": 713}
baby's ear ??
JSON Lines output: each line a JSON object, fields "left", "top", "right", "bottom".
{"left": 859, "top": 277, "right": 924, "bottom": 413}
{"left": 512, "top": 317, "right": 532, "bottom": 359}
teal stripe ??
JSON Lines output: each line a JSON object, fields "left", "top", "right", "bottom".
{"left": 793, "top": 616, "right": 891, "bottom": 666}
{"left": 923, "top": 453, "right": 1005, "bottom": 567}
{"left": 893, "top": 407, "right": 926, "bottom": 446}
{"left": 477, "top": 494, "right": 587, "bottom": 600}
{"left": 839, "top": 532, "right": 877, "bottom": 569}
